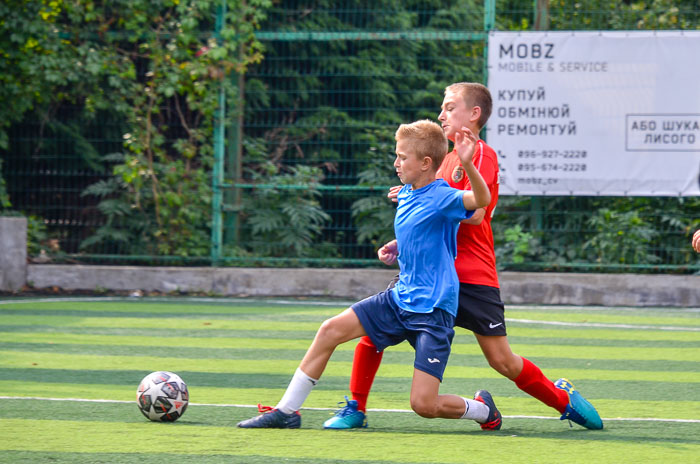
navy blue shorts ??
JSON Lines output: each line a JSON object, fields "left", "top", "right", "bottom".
{"left": 351, "top": 289, "right": 455, "bottom": 381}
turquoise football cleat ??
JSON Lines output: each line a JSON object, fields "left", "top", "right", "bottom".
{"left": 555, "top": 378, "right": 604, "bottom": 430}
{"left": 323, "top": 396, "right": 368, "bottom": 429}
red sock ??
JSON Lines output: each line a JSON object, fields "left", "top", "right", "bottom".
{"left": 513, "top": 357, "right": 569, "bottom": 414}
{"left": 349, "top": 336, "right": 383, "bottom": 412}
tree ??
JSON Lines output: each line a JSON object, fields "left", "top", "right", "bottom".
{"left": 1, "top": 0, "right": 271, "bottom": 258}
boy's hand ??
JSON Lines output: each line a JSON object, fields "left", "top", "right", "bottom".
{"left": 455, "top": 126, "right": 478, "bottom": 166}
{"left": 387, "top": 185, "right": 402, "bottom": 203}
{"left": 378, "top": 239, "right": 398, "bottom": 265}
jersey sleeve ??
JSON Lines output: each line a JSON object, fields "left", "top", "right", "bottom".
{"left": 467, "top": 150, "right": 498, "bottom": 190}
{"left": 435, "top": 185, "right": 474, "bottom": 222}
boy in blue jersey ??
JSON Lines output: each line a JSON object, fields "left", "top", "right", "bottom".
{"left": 237, "top": 120, "right": 497, "bottom": 429}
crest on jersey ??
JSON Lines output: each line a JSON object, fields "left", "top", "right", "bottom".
{"left": 452, "top": 166, "right": 465, "bottom": 183}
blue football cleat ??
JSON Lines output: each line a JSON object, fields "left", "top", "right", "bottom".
{"left": 237, "top": 404, "right": 301, "bottom": 428}
{"left": 323, "top": 396, "right": 368, "bottom": 429}
{"left": 474, "top": 390, "right": 502, "bottom": 430}
{"left": 554, "top": 378, "right": 603, "bottom": 430}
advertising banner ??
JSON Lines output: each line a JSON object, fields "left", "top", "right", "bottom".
{"left": 487, "top": 31, "right": 700, "bottom": 196}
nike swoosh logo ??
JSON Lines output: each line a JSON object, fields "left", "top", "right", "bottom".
{"left": 427, "top": 358, "right": 440, "bottom": 364}
{"left": 489, "top": 322, "right": 503, "bottom": 329}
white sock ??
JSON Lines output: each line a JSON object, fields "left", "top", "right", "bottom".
{"left": 460, "top": 397, "right": 489, "bottom": 422}
{"left": 275, "top": 368, "right": 319, "bottom": 414}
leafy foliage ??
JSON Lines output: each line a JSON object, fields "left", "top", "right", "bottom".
{"left": 497, "top": 225, "right": 535, "bottom": 265}
{"left": 242, "top": 0, "right": 485, "bottom": 258}
{"left": 242, "top": 165, "right": 332, "bottom": 257}
{"left": 0, "top": 1, "right": 66, "bottom": 151}
{"left": 351, "top": 128, "right": 398, "bottom": 248}
{"left": 76, "top": 0, "right": 271, "bottom": 257}
{"left": 583, "top": 208, "right": 660, "bottom": 265}
{"left": 2, "top": 0, "right": 699, "bottom": 270}
{"left": 2, "top": 0, "right": 271, "bottom": 258}
{"left": 0, "top": 160, "right": 9, "bottom": 210}
{"left": 26, "top": 215, "right": 51, "bottom": 257}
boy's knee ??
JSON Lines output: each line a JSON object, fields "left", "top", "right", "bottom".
{"left": 317, "top": 317, "right": 344, "bottom": 343}
{"left": 410, "top": 397, "right": 438, "bottom": 418}
{"left": 487, "top": 354, "right": 520, "bottom": 378}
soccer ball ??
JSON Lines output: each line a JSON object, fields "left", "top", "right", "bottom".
{"left": 136, "top": 371, "right": 189, "bottom": 422}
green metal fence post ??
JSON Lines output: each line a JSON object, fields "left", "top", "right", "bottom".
{"left": 210, "top": 1, "right": 227, "bottom": 266}
{"left": 483, "top": 0, "right": 496, "bottom": 144}
{"left": 534, "top": 0, "right": 550, "bottom": 31}
{"left": 484, "top": 0, "right": 496, "bottom": 32}
{"left": 224, "top": 70, "right": 244, "bottom": 246}
{"left": 530, "top": 0, "right": 550, "bottom": 234}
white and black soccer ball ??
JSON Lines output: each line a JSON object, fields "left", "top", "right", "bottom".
{"left": 136, "top": 371, "right": 189, "bottom": 422}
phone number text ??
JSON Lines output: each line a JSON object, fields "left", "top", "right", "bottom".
{"left": 517, "top": 163, "right": 587, "bottom": 172}
{"left": 518, "top": 150, "right": 587, "bottom": 159}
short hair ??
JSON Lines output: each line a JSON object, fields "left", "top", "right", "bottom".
{"left": 445, "top": 82, "right": 493, "bottom": 130}
{"left": 395, "top": 119, "right": 449, "bottom": 169}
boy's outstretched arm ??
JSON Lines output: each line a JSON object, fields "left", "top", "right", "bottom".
{"left": 454, "top": 126, "right": 490, "bottom": 210}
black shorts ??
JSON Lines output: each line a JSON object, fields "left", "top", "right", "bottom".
{"left": 454, "top": 283, "right": 507, "bottom": 336}
{"left": 384, "top": 276, "right": 505, "bottom": 336}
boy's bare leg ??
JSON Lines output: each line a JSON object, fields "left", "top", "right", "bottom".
{"left": 475, "top": 334, "right": 569, "bottom": 413}
{"left": 299, "top": 307, "right": 367, "bottom": 379}
{"left": 475, "top": 335, "right": 523, "bottom": 379}
{"left": 238, "top": 308, "right": 367, "bottom": 428}
{"left": 409, "top": 369, "right": 491, "bottom": 423}
{"left": 277, "top": 308, "right": 366, "bottom": 413}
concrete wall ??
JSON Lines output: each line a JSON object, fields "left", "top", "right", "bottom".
{"left": 27, "top": 264, "right": 700, "bottom": 307}
{"left": 4, "top": 215, "right": 697, "bottom": 306}
{"left": 0, "top": 217, "right": 27, "bottom": 292}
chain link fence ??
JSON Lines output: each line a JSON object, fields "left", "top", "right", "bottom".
{"left": 2, "top": 1, "right": 699, "bottom": 272}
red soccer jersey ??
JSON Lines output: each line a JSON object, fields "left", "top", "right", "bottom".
{"left": 436, "top": 140, "right": 500, "bottom": 288}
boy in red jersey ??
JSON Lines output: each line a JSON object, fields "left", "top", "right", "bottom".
{"left": 323, "top": 82, "right": 603, "bottom": 431}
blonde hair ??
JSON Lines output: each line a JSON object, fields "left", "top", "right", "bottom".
{"left": 395, "top": 119, "right": 449, "bottom": 169}
{"left": 445, "top": 82, "right": 492, "bottom": 130}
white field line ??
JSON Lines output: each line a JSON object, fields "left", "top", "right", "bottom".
{"left": 1, "top": 396, "right": 698, "bottom": 424}
{"left": 506, "top": 318, "right": 700, "bottom": 331}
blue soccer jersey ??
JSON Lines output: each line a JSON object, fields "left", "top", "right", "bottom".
{"left": 390, "top": 179, "right": 473, "bottom": 316}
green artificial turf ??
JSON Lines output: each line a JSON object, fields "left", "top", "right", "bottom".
{"left": 1, "top": 297, "right": 698, "bottom": 463}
